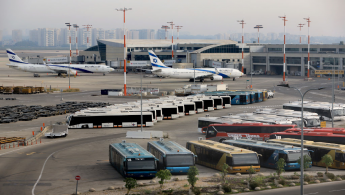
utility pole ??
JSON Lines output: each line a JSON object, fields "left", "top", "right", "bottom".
{"left": 116, "top": 7, "right": 132, "bottom": 96}
{"left": 161, "top": 25, "right": 170, "bottom": 40}
{"left": 279, "top": 15, "right": 288, "bottom": 81}
{"left": 65, "top": 23, "right": 72, "bottom": 89}
{"left": 73, "top": 24, "right": 79, "bottom": 56}
{"left": 83, "top": 24, "right": 92, "bottom": 48}
{"left": 304, "top": 17, "right": 311, "bottom": 78}
{"left": 176, "top": 26, "right": 183, "bottom": 40}
{"left": 237, "top": 20, "right": 246, "bottom": 73}
{"left": 297, "top": 23, "right": 305, "bottom": 44}
{"left": 167, "top": 21, "right": 175, "bottom": 60}
{"left": 254, "top": 25, "right": 263, "bottom": 43}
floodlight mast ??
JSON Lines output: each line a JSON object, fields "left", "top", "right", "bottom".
{"left": 83, "top": 24, "right": 92, "bottom": 48}
{"left": 73, "top": 24, "right": 79, "bottom": 56}
{"left": 304, "top": 17, "right": 311, "bottom": 78}
{"left": 279, "top": 15, "right": 288, "bottom": 81}
{"left": 167, "top": 21, "right": 175, "bottom": 60}
{"left": 176, "top": 26, "right": 183, "bottom": 40}
{"left": 65, "top": 23, "right": 72, "bottom": 89}
{"left": 116, "top": 7, "right": 132, "bottom": 96}
{"left": 161, "top": 25, "right": 170, "bottom": 40}
{"left": 253, "top": 25, "right": 263, "bottom": 43}
{"left": 297, "top": 24, "right": 305, "bottom": 44}
{"left": 237, "top": 20, "right": 245, "bottom": 73}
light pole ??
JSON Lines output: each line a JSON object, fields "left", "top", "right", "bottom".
{"left": 279, "top": 15, "right": 287, "bottom": 81}
{"left": 140, "top": 68, "right": 143, "bottom": 132}
{"left": 167, "top": 21, "right": 175, "bottom": 60}
{"left": 278, "top": 84, "right": 323, "bottom": 195}
{"left": 161, "top": 25, "right": 170, "bottom": 40}
{"left": 297, "top": 23, "right": 305, "bottom": 44}
{"left": 304, "top": 17, "right": 311, "bottom": 78}
{"left": 65, "top": 23, "right": 72, "bottom": 89}
{"left": 237, "top": 20, "right": 245, "bottom": 73}
{"left": 176, "top": 26, "right": 183, "bottom": 40}
{"left": 73, "top": 24, "right": 79, "bottom": 56}
{"left": 254, "top": 25, "right": 263, "bottom": 43}
{"left": 193, "top": 60, "right": 195, "bottom": 85}
{"left": 116, "top": 7, "right": 132, "bottom": 96}
{"left": 83, "top": 24, "right": 92, "bottom": 48}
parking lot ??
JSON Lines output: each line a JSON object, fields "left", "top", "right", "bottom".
{"left": 1, "top": 50, "right": 345, "bottom": 195}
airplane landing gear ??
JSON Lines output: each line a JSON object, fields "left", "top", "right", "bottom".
{"left": 58, "top": 73, "right": 61, "bottom": 76}
{"left": 200, "top": 78, "right": 204, "bottom": 82}
{"left": 189, "top": 78, "right": 195, "bottom": 82}
{"left": 233, "top": 78, "right": 236, "bottom": 81}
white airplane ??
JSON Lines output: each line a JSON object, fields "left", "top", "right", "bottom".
{"left": 6, "top": 49, "right": 114, "bottom": 76}
{"left": 148, "top": 50, "right": 243, "bottom": 82}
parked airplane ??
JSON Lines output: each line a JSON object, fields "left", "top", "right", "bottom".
{"left": 148, "top": 50, "right": 243, "bottom": 82}
{"left": 6, "top": 49, "right": 114, "bottom": 76}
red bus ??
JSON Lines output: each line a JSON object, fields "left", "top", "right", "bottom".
{"left": 270, "top": 130, "right": 345, "bottom": 145}
{"left": 205, "top": 123, "right": 296, "bottom": 142}
{"left": 282, "top": 128, "right": 345, "bottom": 134}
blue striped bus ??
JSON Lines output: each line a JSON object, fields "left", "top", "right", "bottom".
{"left": 147, "top": 139, "right": 196, "bottom": 174}
{"left": 223, "top": 139, "right": 311, "bottom": 170}
{"left": 109, "top": 141, "right": 158, "bottom": 178}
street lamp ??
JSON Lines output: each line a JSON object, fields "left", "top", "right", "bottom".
{"left": 278, "top": 84, "right": 324, "bottom": 195}
{"left": 65, "top": 23, "right": 72, "bottom": 89}
{"left": 328, "top": 55, "right": 335, "bottom": 127}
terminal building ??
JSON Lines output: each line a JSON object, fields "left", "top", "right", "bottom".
{"left": 79, "top": 39, "right": 345, "bottom": 76}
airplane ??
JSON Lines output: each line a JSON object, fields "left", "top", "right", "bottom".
{"left": 6, "top": 49, "right": 114, "bottom": 76}
{"left": 148, "top": 50, "right": 243, "bottom": 82}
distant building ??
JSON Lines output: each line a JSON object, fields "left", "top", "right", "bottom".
{"left": 38, "top": 28, "right": 54, "bottom": 47}
{"left": 92, "top": 28, "right": 105, "bottom": 46}
{"left": 128, "top": 30, "right": 139, "bottom": 39}
{"left": 12, "top": 29, "right": 23, "bottom": 43}
{"left": 105, "top": 30, "right": 116, "bottom": 39}
{"left": 79, "top": 28, "right": 92, "bottom": 48}
{"left": 156, "top": 29, "right": 166, "bottom": 40}
{"left": 29, "top": 29, "right": 39, "bottom": 43}
{"left": 54, "top": 29, "right": 61, "bottom": 46}
{"left": 0, "top": 30, "right": 2, "bottom": 42}
{"left": 138, "top": 29, "right": 155, "bottom": 39}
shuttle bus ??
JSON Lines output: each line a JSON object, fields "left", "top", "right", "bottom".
{"left": 147, "top": 139, "right": 196, "bottom": 174}
{"left": 186, "top": 139, "right": 260, "bottom": 173}
{"left": 223, "top": 139, "right": 311, "bottom": 170}
{"left": 109, "top": 141, "right": 158, "bottom": 178}
{"left": 267, "top": 138, "right": 345, "bottom": 169}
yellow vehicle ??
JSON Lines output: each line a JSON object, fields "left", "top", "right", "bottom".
{"left": 186, "top": 139, "right": 260, "bottom": 173}
{"left": 268, "top": 138, "right": 345, "bottom": 169}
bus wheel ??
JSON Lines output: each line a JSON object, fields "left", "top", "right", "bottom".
{"left": 219, "top": 138, "right": 226, "bottom": 143}
{"left": 233, "top": 78, "right": 235, "bottom": 81}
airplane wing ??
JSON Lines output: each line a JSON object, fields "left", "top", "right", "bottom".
{"left": 6, "top": 64, "right": 19, "bottom": 67}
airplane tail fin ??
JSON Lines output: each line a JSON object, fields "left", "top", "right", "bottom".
{"left": 148, "top": 50, "right": 170, "bottom": 70}
{"left": 6, "top": 49, "right": 26, "bottom": 64}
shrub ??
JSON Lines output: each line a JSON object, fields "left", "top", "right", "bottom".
{"left": 222, "top": 184, "right": 232, "bottom": 193}
{"left": 276, "top": 158, "right": 286, "bottom": 178}
{"left": 187, "top": 166, "right": 199, "bottom": 189}
{"left": 156, "top": 169, "right": 172, "bottom": 194}
{"left": 249, "top": 181, "right": 260, "bottom": 189}
{"left": 321, "top": 154, "right": 333, "bottom": 174}
{"left": 304, "top": 175, "right": 312, "bottom": 182}
{"left": 124, "top": 177, "right": 137, "bottom": 195}
{"left": 192, "top": 188, "right": 201, "bottom": 195}
{"left": 326, "top": 173, "right": 335, "bottom": 180}
{"left": 297, "top": 155, "right": 312, "bottom": 170}
{"left": 278, "top": 178, "right": 286, "bottom": 186}
{"left": 63, "top": 88, "right": 80, "bottom": 92}
{"left": 317, "top": 172, "right": 323, "bottom": 177}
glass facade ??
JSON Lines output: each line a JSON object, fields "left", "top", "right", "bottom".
{"left": 253, "top": 56, "right": 266, "bottom": 63}
{"left": 320, "top": 48, "right": 336, "bottom": 52}
{"left": 286, "top": 48, "right": 299, "bottom": 52}
{"left": 339, "top": 48, "right": 345, "bottom": 52}
{"left": 97, "top": 41, "right": 106, "bottom": 61}
{"left": 323, "top": 57, "right": 339, "bottom": 65}
{"left": 302, "top": 48, "right": 317, "bottom": 52}
{"left": 201, "top": 44, "right": 249, "bottom": 53}
{"left": 268, "top": 48, "right": 282, "bottom": 52}
{"left": 286, "top": 57, "right": 301, "bottom": 64}
{"left": 134, "top": 55, "right": 172, "bottom": 61}
{"left": 85, "top": 45, "right": 99, "bottom": 51}
{"left": 304, "top": 57, "right": 320, "bottom": 66}
{"left": 269, "top": 57, "right": 283, "bottom": 64}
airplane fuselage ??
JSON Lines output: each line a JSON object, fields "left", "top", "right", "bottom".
{"left": 155, "top": 68, "right": 241, "bottom": 79}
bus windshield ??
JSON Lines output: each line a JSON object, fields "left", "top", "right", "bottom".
{"left": 127, "top": 159, "right": 155, "bottom": 170}
{"left": 232, "top": 153, "right": 259, "bottom": 166}
{"left": 166, "top": 154, "right": 194, "bottom": 167}
{"left": 287, "top": 150, "right": 309, "bottom": 162}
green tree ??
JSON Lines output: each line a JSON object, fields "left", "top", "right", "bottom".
{"left": 248, "top": 165, "right": 256, "bottom": 182}
{"left": 187, "top": 166, "right": 199, "bottom": 189}
{"left": 297, "top": 155, "right": 312, "bottom": 170}
{"left": 321, "top": 154, "right": 333, "bottom": 174}
{"left": 124, "top": 177, "right": 137, "bottom": 195}
{"left": 156, "top": 169, "right": 172, "bottom": 194}
{"left": 276, "top": 158, "right": 286, "bottom": 178}
{"left": 220, "top": 163, "right": 229, "bottom": 184}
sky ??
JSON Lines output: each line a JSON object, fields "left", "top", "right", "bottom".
{"left": 1, "top": 0, "right": 344, "bottom": 37}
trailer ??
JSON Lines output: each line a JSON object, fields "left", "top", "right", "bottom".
{"left": 45, "top": 123, "right": 68, "bottom": 138}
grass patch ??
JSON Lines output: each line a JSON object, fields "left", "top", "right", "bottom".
{"left": 63, "top": 88, "right": 80, "bottom": 92}
{"left": 46, "top": 88, "right": 61, "bottom": 92}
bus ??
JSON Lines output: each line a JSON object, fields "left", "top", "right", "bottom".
{"left": 267, "top": 138, "right": 345, "bottom": 170}
{"left": 67, "top": 109, "right": 154, "bottom": 128}
{"left": 152, "top": 102, "right": 179, "bottom": 120}
{"left": 197, "top": 115, "right": 243, "bottom": 133}
{"left": 205, "top": 123, "right": 296, "bottom": 142}
{"left": 223, "top": 139, "right": 311, "bottom": 170}
{"left": 186, "top": 139, "right": 260, "bottom": 173}
{"left": 227, "top": 92, "right": 250, "bottom": 105}
{"left": 270, "top": 130, "right": 345, "bottom": 145}
{"left": 201, "top": 97, "right": 214, "bottom": 112}
{"left": 147, "top": 139, "right": 196, "bottom": 174}
{"left": 109, "top": 141, "right": 158, "bottom": 178}
{"left": 186, "top": 97, "right": 204, "bottom": 113}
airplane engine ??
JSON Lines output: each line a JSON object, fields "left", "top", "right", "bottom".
{"left": 211, "top": 75, "right": 223, "bottom": 81}
{"left": 68, "top": 69, "right": 77, "bottom": 76}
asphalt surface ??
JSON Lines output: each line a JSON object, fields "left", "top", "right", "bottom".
{"left": 1, "top": 50, "right": 345, "bottom": 194}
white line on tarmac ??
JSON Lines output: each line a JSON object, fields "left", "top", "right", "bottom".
{"left": 329, "top": 189, "right": 345, "bottom": 192}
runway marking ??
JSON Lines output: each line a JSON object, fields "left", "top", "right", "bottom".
{"left": 26, "top": 152, "right": 36, "bottom": 156}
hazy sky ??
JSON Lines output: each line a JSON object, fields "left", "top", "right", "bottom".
{"left": 1, "top": 0, "right": 344, "bottom": 37}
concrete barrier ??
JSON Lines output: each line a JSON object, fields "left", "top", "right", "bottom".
{"left": 142, "top": 131, "right": 163, "bottom": 138}
{"left": 126, "top": 131, "right": 151, "bottom": 139}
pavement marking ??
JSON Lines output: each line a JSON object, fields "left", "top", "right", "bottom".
{"left": 305, "top": 193, "right": 318, "bottom": 195}
{"left": 26, "top": 152, "right": 36, "bottom": 156}
{"left": 329, "top": 189, "right": 345, "bottom": 192}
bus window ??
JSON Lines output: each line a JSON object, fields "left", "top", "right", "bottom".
{"left": 232, "top": 153, "right": 259, "bottom": 166}
{"left": 286, "top": 150, "right": 309, "bottom": 163}
{"left": 226, "top": 156, "right": 233, "bottom": 166}
{"left": 335, "top": 153, "right": 345, "bottom": 162}
{"left": 206, "top": 129, "right": 217, "bottom": 137}
{"left": 278, "top": 153, "right": 287, "bottom": 161}
{"left": 127, "top": 159, "right": 156, "bottom": 170}
{"left": 166, "top": 154, "right": 194, "bottom": 167}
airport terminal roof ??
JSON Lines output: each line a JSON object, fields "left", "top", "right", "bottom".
{"left": 97, "top": 39, "right": 238, "bottom": 48}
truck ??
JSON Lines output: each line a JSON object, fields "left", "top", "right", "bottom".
{"left": 45, "top": 123, "right": 68, "bottom": 138}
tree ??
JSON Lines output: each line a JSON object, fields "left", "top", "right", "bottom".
{"left": 124, "top": 177, "right": 137, "bottom": 195}
{"left": 276, "top": 158, "right": 286, "bottom": 178}
{"left": 297, "top": 155, "right": 312, "bottom": 170}
{"left": 321, "top": 154, "right": 333, "bottom": 174}
{"left": 220, "top": 163, "right": 229, "bottom": 184}
{"left": 156, "top": 169, "right": 172, "bottom": 194}
{"left": 187, "top": 166, "right": 199, "bottom": 189}
{"left": 248, "top": 165, "right": 256, "bottom": 182}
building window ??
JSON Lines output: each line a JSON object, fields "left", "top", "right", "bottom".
{"left": 201, "top": 44, "right": 249, "bottom": 53}
{"left": 268, "top": 48, "right": 282, "bottom": 52}
{"left": 302, "top": 48, "right": 317, "bottom": 52}
{"left": 286, "top": 57, "right": 301, "bottom": 64}
{"left": 97, "top": 41, "right": 106, "bottom": 61}
{"left": 269, "top": 57, "right": 283, "bottom": 64}
{"left": 304, "top": 57, "right": 320, "bottom": 66}
{"left": 187, "top": 47, "right": 192, "bottom": 50}
{"left": 339, "top": 48, "right": 345, "bottom": 52}
{"left": 323, "top": 57, "right": 339, "bottom": 65}
{"left": 286, "top": 48, "right": 299, "bottom": 52}
{"left": 194, "top": 47, "right": 202, "bottom": 50}
{"left": 320, "top": 48, "right": 336, "bottom": 52}
{"left": 86, "top": 56, "right": 88, "bottom": 59}
{"left": 253, "top": 56, "right": 266, "bottom": 63}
